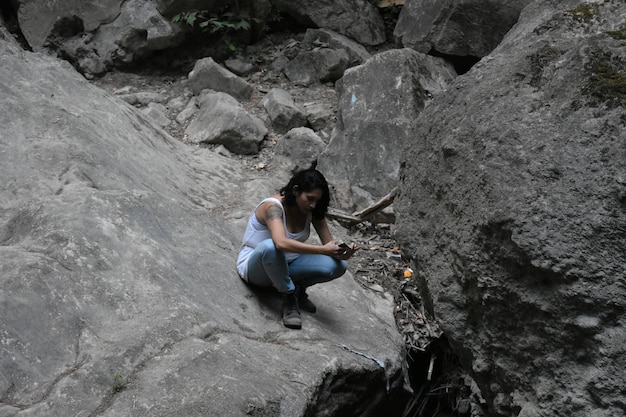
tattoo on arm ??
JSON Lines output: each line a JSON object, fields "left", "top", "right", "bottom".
{"left": 265, "top": 204, "right": 283, "bottom": 222}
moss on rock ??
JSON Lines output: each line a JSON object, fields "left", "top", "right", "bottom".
{"left": 606, "top": 28, "right": 626, "bottom": 40}
{"left": 584, "top": 53, "right": 626, "bottom": 108}
{"left": 564, "top": 4, "right": 597, "bottom": 22}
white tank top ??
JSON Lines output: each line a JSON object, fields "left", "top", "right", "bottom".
{"left": 236, "top": 197, "right": 311, "bottom": 280}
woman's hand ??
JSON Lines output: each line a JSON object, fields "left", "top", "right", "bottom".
{"left": 323, "top": 241, "right": 357, "bottom": 260}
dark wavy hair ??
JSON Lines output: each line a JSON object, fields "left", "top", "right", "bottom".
{"left": 279, "top": 168, "right": 330, "bottom": 220}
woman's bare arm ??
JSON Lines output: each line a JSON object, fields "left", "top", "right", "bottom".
{"left": 313, "top": 217, "right": 357, "bottom": 260}
{"left": 312, "top": 217, "right": 333, "bottom": 245}
{"left": 258, "top": 202, "right": 342, "bottom": 256}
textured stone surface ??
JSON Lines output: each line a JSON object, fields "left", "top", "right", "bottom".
{"left": 272, "top": 0, "right": 386, "bottom": 46}
{"left": 394, "top": 0, "right": 533, "bottom": 57}
{"left": 284, "top": 48, "right": 351, "bottom": 86}
{"left": 260, "top": 88, "right": 308, "bottom": 134}
{"left": 17, "top": 0, "right": 184, "bottom": 75}
{"left": 187, "top": 57, "right": 255, "bottom": 99}
{"left": 185, "top": 91, "right": 267, "bottom": 154}
{"left": 317, "top": 48, "right": 456, "bottom": 210}
{"left": 395, "top": 1, "right": 626, "bottom": 415}
{"left": 18, "top": 0, "right": 124, "bottom": 50}
{"left": 0, "top": 39, "right": 404, "bottom": 417}
{"left": 275, "top": 127, "right": 326, "bottom": 173}
{"left": 303, "top": 28, "right": 372, "bottom": 66}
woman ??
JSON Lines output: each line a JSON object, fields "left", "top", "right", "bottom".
{"left": 237, "top": 168, "right": 356, "bottom": 329}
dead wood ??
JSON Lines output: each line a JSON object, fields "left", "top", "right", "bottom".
{"left": 328, "top": 187, "right": 398, "bottom": 224}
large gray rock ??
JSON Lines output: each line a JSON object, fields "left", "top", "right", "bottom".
{"left": 187, "top": 57, "right": 255, "bottom": 100}
{"left": 260, "top": 88, "right": 308, "bottom": 134}
{"left": 284, "top": 48, "right": 351, "bottom": 86}
{"left": 272, "top": 0, "right": 386, "bottom": 46}
{"left": 0, "top": 40, "right": 404, "bottom": 417}
{"left": 317, "top": 48, "right": 456, "bottom": 210}
{"left": 282, "top": 28, "right": 370, "bottom": 88}
{"left": 275, "top": 127, "right": 327, "bottom": 173}
{"left": 395, "top": 1, "right": 626, "bottom": 416}
{"left": 185, "top": 91, "right": 268, "bottom": 154}
{"left": 303, "top": 28, "right": 372, "bottom": 66}
{"left": 17, "top": 0, "right": 124, "bottom": 50}
{"left": 394, "top": 0, "right": 533, "bottom": 57}
{"left": 17, "top": 0, "right": 184, "bottom": 75}
{"left": 303, "top": 101, "right": 334, "bottom": 131}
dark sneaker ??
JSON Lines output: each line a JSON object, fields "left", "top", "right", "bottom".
{"left": 282, "top": 291, "right": 302, "bottom": 329}
{"left": 297, "top": 286, "right": 317, "bottom": 313}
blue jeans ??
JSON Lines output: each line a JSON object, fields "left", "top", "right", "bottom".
{"left": 246, "top": 239, "right": 347, "bottom": 293}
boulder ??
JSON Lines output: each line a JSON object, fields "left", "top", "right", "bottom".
{"left": 224, "top": 57, "right": 257, "bottom": 76}
{"left": 17, "top": 0, "right": 124, "bottom": 51}
{"left": 284, "top": 48, "right": 351, "bottom": 86}
{"left": 260, "top": 88, "right": 308, "bottom": 134}
{"left": 176, "top": 96, "right": 198, "bottom": 125}
{"left": 272, "top": 0, "right": 386, "bottom": 46}
{"left": 0, "top": 38, "right": 404, "bottom": 417}
{"left": 275, "top": 127, "right": 327, "bottom": 173}
{"left": 303, "top": 101, "right": 334, "bottom": 131}
{"left": 17, "top": 0, "right": 185, "bottom": 75}
{"left": 395, "top": 1, "right": 626, "bottom": 416}
{"left": 187, "top": 57, "right": 255, "bottom": 100}
{"left": 166, "top": 95, "right": 189, "bottom": 112}
{"left": 142, "top": 102, "right": 171, "bottom": 127}
{"left": 185, "top": 91, "right": 267, "bottom": 154}
{"left": 303, "top": 28, "right": 372, "bottom": 66}
{"left": 394, "top": 0, "right": 533, "bottom": 57}
{"left": 317, "top": 48, "right": 456, "bottom": 210}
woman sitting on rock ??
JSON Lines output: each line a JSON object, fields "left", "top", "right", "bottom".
{"left": 236, "top": 168, "right": 356, "bottom": 329}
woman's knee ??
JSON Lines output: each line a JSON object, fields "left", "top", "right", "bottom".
{"left": 256, "top": 239, "right": 280, "bottom": 260}
{"left": 257, "top": 238, "right": 276, "bottom": 252}
{"left": 331, "top": 260, "right": 348, "bottom": 278}
{"left": 320, "top": 257, "right": 347, "bottom": 279}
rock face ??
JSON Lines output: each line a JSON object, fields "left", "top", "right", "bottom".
{"left": 395, "top": 1, "right": 626, "bottom": 416}
{"left": 0, "top": 40, "right": 404, "bottom": 417}
{"left": 12, "top": 0, "right": 385, "bottom": 75}
{"left": 303, "top": 28, "right": 372, "bottom": 66}
{"left": 17, "top": 0, "right": 185, "bottom": 75}
{"left": 317, "top": 48, "right": 456, "bottom": 210}
{"left": 272, "top": 0, "right": 386, "bottom": 46}
{"left": 394, "top": 0, "right": 534, "bottom": 57}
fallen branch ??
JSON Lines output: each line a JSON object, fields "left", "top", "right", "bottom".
{"left": 352, "top": 187, "right": 398, "bottom": 219}
{"left": 327, "top": 187, "right": 398, "bottom": 224}
{"left": 327, "top": 208, "right": 363, "bottom": 224}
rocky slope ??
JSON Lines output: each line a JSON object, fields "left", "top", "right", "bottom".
{"left": 0, "top": 36, "right": 406, "bottom": 417}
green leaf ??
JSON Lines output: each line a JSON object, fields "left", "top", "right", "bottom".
{"left": 238, "top": 20, "right": 251, "bottom": 31}
{"left": 186, "top": 11, "right": 197, "bottom": 26}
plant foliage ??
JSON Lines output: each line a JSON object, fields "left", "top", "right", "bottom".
{"left": 172, "top": 8, "right": 265, "bottom": 53}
